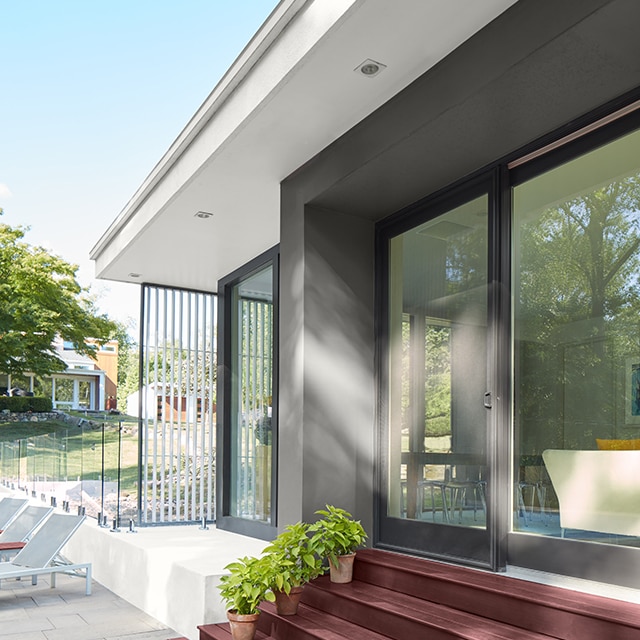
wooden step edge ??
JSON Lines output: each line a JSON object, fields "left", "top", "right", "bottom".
{"left": 303, "top": 578, "right": 556, "bottom": 640}
{"left": 259, "top": 600, "right": 392, "bottom": 640}
{"left": 198, "top": 622, "right": 271, "bottom": 640}
{"left": 354, "top": 549, "right": 640, "bottom": 626}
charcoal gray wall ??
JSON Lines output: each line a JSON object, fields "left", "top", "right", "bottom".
{"left": 277, "top": 0, "right": 640, "bottom": 536}
{"left": 279, "top": 202, "right": 375, "bottom": 530}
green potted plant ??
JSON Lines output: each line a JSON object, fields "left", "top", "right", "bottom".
{"left": 217, "top": 555, "right": 275, "bottom": 640}
{"left": 309, "top": 505, "right": 368, "bottom": 583}
{"left": 261, "top": 521, "right": 324, "bottom": 615}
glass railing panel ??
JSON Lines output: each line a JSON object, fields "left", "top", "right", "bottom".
{"left": 0, "top": 417, "right": 139, "bottom": 527}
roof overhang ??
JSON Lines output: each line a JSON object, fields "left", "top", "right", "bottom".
{"left": 91, "top": 0, "right": 518, "bottom": 292}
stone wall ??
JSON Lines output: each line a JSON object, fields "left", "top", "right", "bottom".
{"left": 0, "top": 410, "right": 73, "bottom": 423}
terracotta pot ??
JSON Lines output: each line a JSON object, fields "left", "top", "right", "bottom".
{"left": 273, "top": 585, "right": 304, "bottom": 615}
{"left": 226, "top": 610, "right": 260, "bottom": 640}
{"left": 329, "top": 552, "right": 356, "bottom": 583}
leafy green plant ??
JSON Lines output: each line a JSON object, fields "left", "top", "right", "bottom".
{"left": 0, "top": 396, "right": 52, "bottom": 412}
{"left": 217, "top": 555, "right": 275, "bottom": 615}
{"left": 309, "top": 505, "right": 368, "bottom": 568}
{"left": 261, "top": 522, "right": 324, "bottom": 593}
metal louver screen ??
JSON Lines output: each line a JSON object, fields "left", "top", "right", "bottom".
{"left": 139, "top": 285, "right": 217, "bottom": 524}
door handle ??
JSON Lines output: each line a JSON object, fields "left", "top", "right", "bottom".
{"left": 483, "top": 392, "right": 492, "bottom": 409}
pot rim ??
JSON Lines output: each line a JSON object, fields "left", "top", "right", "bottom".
{"left": 227, "top": 609, "right": 261, "bottom": 622}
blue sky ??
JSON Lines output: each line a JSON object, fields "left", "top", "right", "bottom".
{"left": 0, "top": 0, "right": 277, "bottom": 332}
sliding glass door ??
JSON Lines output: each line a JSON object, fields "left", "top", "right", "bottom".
{"left": 378, "top": 178, "right": 500, "bottom": 567}
{"left": 378, "top": 106, "right": 640, "bottom": 582}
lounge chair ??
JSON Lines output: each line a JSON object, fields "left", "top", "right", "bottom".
{"left": 0, "top": 505, "right": 53, "bottom": 559}
{"left": 0, "top": 497, "right": 28, "bottom": 530}
{"left": 0, "top": 513, "right": 92, "bottom": 595}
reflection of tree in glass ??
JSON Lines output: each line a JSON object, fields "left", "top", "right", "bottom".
{"left": 520, "top": 176, "right": 640, "bottom": 336}
{"left": 445, "top": 226, "right": 487, "bottom": 298}
{"left": 424, "top": 325, "right": 451, "bottom": 437}
{"left": 517, "top": 174, "right": 640, "bottom": 451}
{"left": 399, "top": 319, "right": 452, "bottom": 440}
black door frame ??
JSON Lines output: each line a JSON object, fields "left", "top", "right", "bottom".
{"left": 216, "top": 245, "right": 280, "bottom": 541}
{"left": 375, "top": 91, "right": 640, "bottom": 583}
{"left": 506, "top": 106, "right": 640, "bottom": 587}
{"left": 375, "top": 170, "right": 509, "bottom": 571}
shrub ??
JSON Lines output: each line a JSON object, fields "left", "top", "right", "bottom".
{"left": 26, "top": 397, "right": 52, "bottom": 412}
{"left": 0, "top": 396, "right": 53, "bottom": 412}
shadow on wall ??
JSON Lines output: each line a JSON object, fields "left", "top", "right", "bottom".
{"left": 300, "top": 209, "right": 375, "bottom": 526}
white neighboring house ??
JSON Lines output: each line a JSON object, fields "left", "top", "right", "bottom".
{"left": 50, "top": 338, "right": 108, "bottom": 411}
{"left": 1, "top": 336, "right": 118, "bottom": 411}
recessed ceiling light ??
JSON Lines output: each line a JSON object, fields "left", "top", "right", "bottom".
{"left": 195, "top": 211, "right": 213, "bottom": 219}
{"left": 355, "top": 59, "right": 386, "bottom": 78}
{"left": 128, "top": 273, "right": 141, "bottom": 278}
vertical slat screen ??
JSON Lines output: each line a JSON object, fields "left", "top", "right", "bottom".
{"left": 139, "top": 285, "right": 217, "bottom": 524}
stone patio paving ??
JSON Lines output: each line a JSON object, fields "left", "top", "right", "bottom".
{"left": 0, "top": 572, "right": 180, "bottom": 640}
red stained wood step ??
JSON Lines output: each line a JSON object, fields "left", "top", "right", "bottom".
{"left": 353, "top": 548, "right": 640, "bottom": 640}
{"left": 198, "top": 549, "right": 640, "bottom": 640}
{"left": 303, "top": 575, "right": 554, "bottom": 640}
{"left": 259, "top": 600, "right": 391, "bottom": 640}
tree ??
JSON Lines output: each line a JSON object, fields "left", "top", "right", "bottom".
{"left": 0, "top": 217, "right": 118, "bottom": 377}
{"left": 108, "top": 318, "right": 140, "bottom": 411}
{"left": 516, "top": 175, "right": 640, "bottom": 449}
{"left": 118, "top": 349, "right": 139, "bottom": 411}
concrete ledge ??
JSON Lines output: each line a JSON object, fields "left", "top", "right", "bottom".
{"left": 63, "top": 520, "right": 266, "bottom": 640}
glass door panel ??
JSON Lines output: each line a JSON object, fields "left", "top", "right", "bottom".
{"left": 78, "top": 380, "right": 91, "bottom": 410}
{"left": 381, "top": 189, "right": 492, "bottom": 565}
{"left": 512, "top": 126, "right": 640, "bottom": 547}
{"left": 229, "top": 264, "right": 274, "bottom": 524}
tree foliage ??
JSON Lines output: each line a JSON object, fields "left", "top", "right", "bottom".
{"left": 519, "top": 177, "right": 640, "bottom": 340}
{"left": 0, "top": 218, "right": 118, "bottom": 377}
{"left": 516, "top": 175, "right": 640, "bottom": 450}
{"left": 112, "top": 320, "right": 139, "bottom": 410}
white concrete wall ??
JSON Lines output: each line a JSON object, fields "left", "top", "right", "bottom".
{"left": 63, "top": 520, "right": 266, "bottom": 640}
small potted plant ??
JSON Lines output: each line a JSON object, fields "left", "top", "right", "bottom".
{"left": 309, "top": 505, "right": 368, "bottom": 583}
{"left": 217, "top": 555, "right": 275, "bottom": 640}
{"left": 261, "top": 521, "right": 324, "bottom": 615}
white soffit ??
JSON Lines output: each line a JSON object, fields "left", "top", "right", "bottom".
{"left": 91, "top": 0, "right": 518, "bottom": 291}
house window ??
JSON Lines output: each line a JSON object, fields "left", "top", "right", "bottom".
{"left": 217, "top": 246, "right": 278, "bottom": 539}
{"left": 53, "top": 378, "right": 74, "bottom": 404}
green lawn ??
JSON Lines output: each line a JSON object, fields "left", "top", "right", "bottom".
{"left": 0, "top": 420, "right": 71, "bottom": 442}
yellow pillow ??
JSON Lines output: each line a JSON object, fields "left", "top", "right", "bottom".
{"left": 596, "top": 438, "right": 640, "bottom": 450}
